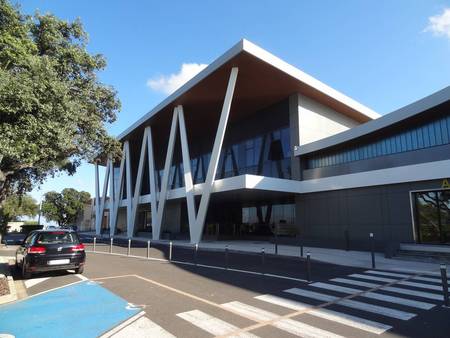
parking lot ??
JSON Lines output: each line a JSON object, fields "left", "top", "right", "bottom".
{"left": 1, "top": 239, "right": 450, "bottom": 338}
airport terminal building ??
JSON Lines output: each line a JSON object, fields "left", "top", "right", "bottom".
{"left": 94, "top": 39, "right": 450, "bottom": 250}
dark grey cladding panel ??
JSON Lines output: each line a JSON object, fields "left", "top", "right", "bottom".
{"left": 302, "top": 143, "right": 450, "bottom": 180}
{"left": 295, "top": 179, "right": 445, "bottom": 250}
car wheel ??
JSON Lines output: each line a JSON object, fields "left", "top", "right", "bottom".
{"left": 75, "top": 265, "right": 84, "bottom": 274}
{"left": 22, "top": 261, "right": 31, "bottom": 279}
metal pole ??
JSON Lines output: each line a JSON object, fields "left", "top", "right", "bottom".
{"left": 261, "top": 248, "right": 265, "bottom": 275}
{"left": 225, "top": 245, "right": 229, "bottom": 270}
{"left": 37, "top": 200, "right": 42, "bottom": 227}
{"left": 345, "top": 229, "right": 350, "bottom": 251}
{"left": 274, "top": 226, "right": 278, "bottom": 255}
{"left": 93, "top": 237, "right": 96, "bottom": 252}
{"left": 147, "top": 240, "right": 150, "bottom": 259}
{"left": 300, "top": 241, "right": 303, "bottom": 258}
{"left": 169, "top": 241, "right": 173, "bottom": 262}
{"left": 440, "top": 264, "right": 449, "bottom": 307}
{"left": 194, "top": 243, "right": 198, "bottom": 266}
{"left": 306, "top": 252, "right": 311, "bottom": 282}
{"left": 127, "top": 238, "right": 131, "bottom": 256}
{"left": 370, "top": 233, "right": 376, "bottom": 269}
{"left": 110, "top": 237, "right": 113, "bottom": 254}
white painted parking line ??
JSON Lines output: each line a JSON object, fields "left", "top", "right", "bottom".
{"left": 255, "top": 294, "right": 391, "bottom": 335}
{"left": 111, "top": 316, "right": 177, "bottom": 338}
{"left": 412, "top": 276, "right": 444, "bottom": 283}
{"left": 24, "top": 277, "right": 50, "bottom": 288}
{"left": 310, "top": 282, "right": 435, "bottom": 310}
{"left": 398, "top": 280, "right": 450, "bottom": 292}
{"left": 176, "top": 310, "right": 258, "bottom": 337}
{"left": 331, "top": 278, "right": 443, "bottom": 301}
{"left": 222, "top": 301, "right": 346, "bottom": 338}
{"left": 284, "top": 288, "right": 416, "bottom": 320}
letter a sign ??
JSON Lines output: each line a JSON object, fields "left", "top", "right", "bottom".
{"left": 443, "top": 179, "right": 450, "bottom": 189}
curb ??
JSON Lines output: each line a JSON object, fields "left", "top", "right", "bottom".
{"left": 0, "top": 258, "right": 18, "bottom": 305}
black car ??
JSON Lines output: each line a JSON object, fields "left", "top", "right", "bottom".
{"left": 15, "top": 229, "right": 86, "bottom": 279}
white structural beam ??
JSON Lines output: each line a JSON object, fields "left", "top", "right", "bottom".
{"left": 108, "top": 158, "right": 115, "bottom": 232}
{"left": 192, "top": 67, "right": 238, "bottom": 243}
{"left": 94, "top": 162, "right": 101, "bottom": 235}
{"left": 110, "top": 143, "right": 126, "bottom": 236}
{"left": 96, "top": 160, "right": 110, "bottom": 235}
{"left": 154, "top": 109, "right": 179, "bottom": 240}
{"left": 124, "top": 141, "right": 133, "bottom": 237}
{"left": 128, "top": 127, "right": 149, "bottom": 237}
{"left": 146, "top": 127, "right": 158, "bottom": 232}
{"left": 177, "top": 105, "right": 196, "bottom": 241}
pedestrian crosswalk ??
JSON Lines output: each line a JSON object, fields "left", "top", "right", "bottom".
{"left": 140, "top": 269, "right": 448, "bottom": 337}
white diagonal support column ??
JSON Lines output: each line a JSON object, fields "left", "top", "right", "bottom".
{"left": 124, "top": 141, "right": 133, "bottom": 237}
{"left": 192, "top": 67, "right": 238, "bottom": 243}
{"left": 94, "top": 162, "right": 101, "bottom": 235}
{"left": 108, "top": 158, "right": 115, "bottom": 231}
{"left": 96, "top": 160, "right": 111, "bottom": 235}
{"left": 146, "top": 127, "right": 158, "bottom": 232}
{"left": 154, "top": 109, "right": 179, "bottom": 240}
{"left": 110, "top": 143, "right": 126, "bottom": 237}
{"left": 177, "top": 105, "right": 196, "bottom": 241}
{"left": 128, "top": 127, "right": 150, "bottom": 237}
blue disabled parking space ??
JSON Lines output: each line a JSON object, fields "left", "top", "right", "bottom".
{"left": 0, "top": 280, "right": 140, "bottom": 338}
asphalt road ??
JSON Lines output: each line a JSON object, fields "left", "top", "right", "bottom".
{"left": 1, "top": 241, "right": 450, "bottom": 338}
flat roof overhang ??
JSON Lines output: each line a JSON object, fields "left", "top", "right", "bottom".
{"left": 119, "top": 39, "right": 379, "bottom": 147}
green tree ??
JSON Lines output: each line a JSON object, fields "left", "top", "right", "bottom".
{"left": 0, "top": 194, "right": 38, "bottom": 234}
{"left": 0, "top": 0, "right": 121, "bottom": 203}
{"left": 42, "top": 188, "right": 91, "bottom": 226}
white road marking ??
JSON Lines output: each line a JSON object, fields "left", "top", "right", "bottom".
{"left": 222, "top": 301, "right": 346, "bottom": 338}
{"left": 24, "top": 277, "right": 50, "bottom": 288}
{"left": 310, "top": 282, "right": 435, "bottom": 310}
{"left": 255, "top": 294, "right": 391, "bottom": 335}
{"left": 398, "top": 281, "right": 450, "bottom": 292}
{"left": 331, "top": 278, "right": 443, "bottom": 301}
{"left": 176, "top": 310, "right": 258, "bottom": 337}
{"left": 349, "top": 274, "right": 397, "bottom": 283}
{"left": 75, "top": 274, "right": 88, "bottom": 281}
{"left": 111, "top": 316, "right": 176, "bottom": 338}
{"left": 365, "top": 270, "right": 411, "bottom": 278}
{"left": 365, "top": 271, "right": 443, "bottom": 284}
{"left": 284, "top": 288, "right": 416, "bottom": 320}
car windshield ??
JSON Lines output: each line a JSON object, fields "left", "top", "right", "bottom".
{"left": 36, "top": 232, "right": 78, "bottom": 244}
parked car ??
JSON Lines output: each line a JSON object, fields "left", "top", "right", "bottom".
{"left": 1, "top": 233, "right": 27, "bottom": 245}
{"left": 15, "top": 229, "right": 86, "bottom": 279}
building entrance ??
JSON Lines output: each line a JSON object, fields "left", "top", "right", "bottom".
{"left": 414, "top": 189, "right": 450, "bottom": 244}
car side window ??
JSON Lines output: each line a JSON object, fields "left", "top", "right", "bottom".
{"left": 24, "top": 233, "right": 35, "bottom": 245}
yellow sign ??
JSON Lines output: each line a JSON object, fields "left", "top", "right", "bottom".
{"left": 443, "top": 179, "right": 450, "bottom": 189}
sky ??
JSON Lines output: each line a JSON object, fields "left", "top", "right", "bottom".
{"left": 16, "top": 0, "right": 450, "bottom": 212}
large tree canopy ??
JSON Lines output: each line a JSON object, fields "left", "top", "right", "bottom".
{"left": 0, "top": 0, "right": 121, "bottom": 202}
{"left": 42, "top": 188, "right": 91, "bottom": 226}
{"left": 0, "top": 194, "right": 38, "bottom": 233}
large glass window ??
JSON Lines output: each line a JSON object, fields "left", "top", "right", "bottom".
{"left": 415, "top": 190, "right": 450, "bottom": 244}
{"left": 308, "top": 114, "right": 450, "bottom": 169}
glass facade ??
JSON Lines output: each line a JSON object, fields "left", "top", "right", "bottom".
{"left": 307, "top": 114, "right": 450, "bottom": 169}
{"left": 157, "top": 126, "right": 291, "bottom": 189}
{"left": 414, "top": 190, "right": 450, "bottom": 244}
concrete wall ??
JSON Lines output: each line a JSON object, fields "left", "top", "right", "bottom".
{"left": 297, "top": 93, "right": 359, "bottom": 146}
{"left": 295, "top": 179, "right": 445, "bottom": 251}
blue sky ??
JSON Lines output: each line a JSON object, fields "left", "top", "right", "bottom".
{"left": 18, "top": 0, "right": 450, "bottom": 209}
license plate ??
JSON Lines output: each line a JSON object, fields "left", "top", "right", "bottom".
{"left": 48, "top": 259, "right": 70, "bottom": 266}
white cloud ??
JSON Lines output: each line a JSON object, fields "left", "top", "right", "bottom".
{"left": 425, "top": 8, "right": 450, "bottom": 39}
{"left": 147, "top": 63, "right": 208, "bottom": 95}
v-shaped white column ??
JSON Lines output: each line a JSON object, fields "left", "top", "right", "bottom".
{"left": 192, "top": 67, "right": 238, "bottom": 243}
{"left": 95, "top": 160, "right": 111, "bottom": 235}
{"left": 153, "top": 109, "right": 179, "bottom": 240}
{"left": 110, "top": 143, "right": 126, "bottom": 236}
{"left": 177, "top": 105, "right": 196, "bottom": 241}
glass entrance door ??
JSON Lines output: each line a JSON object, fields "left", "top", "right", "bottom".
{"left": 415, "top": 190, "right": 450, "bottom": 244}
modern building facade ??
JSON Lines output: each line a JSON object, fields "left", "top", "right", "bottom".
{"left": 94, "top": 39, "right": 450, "bottom": 250}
